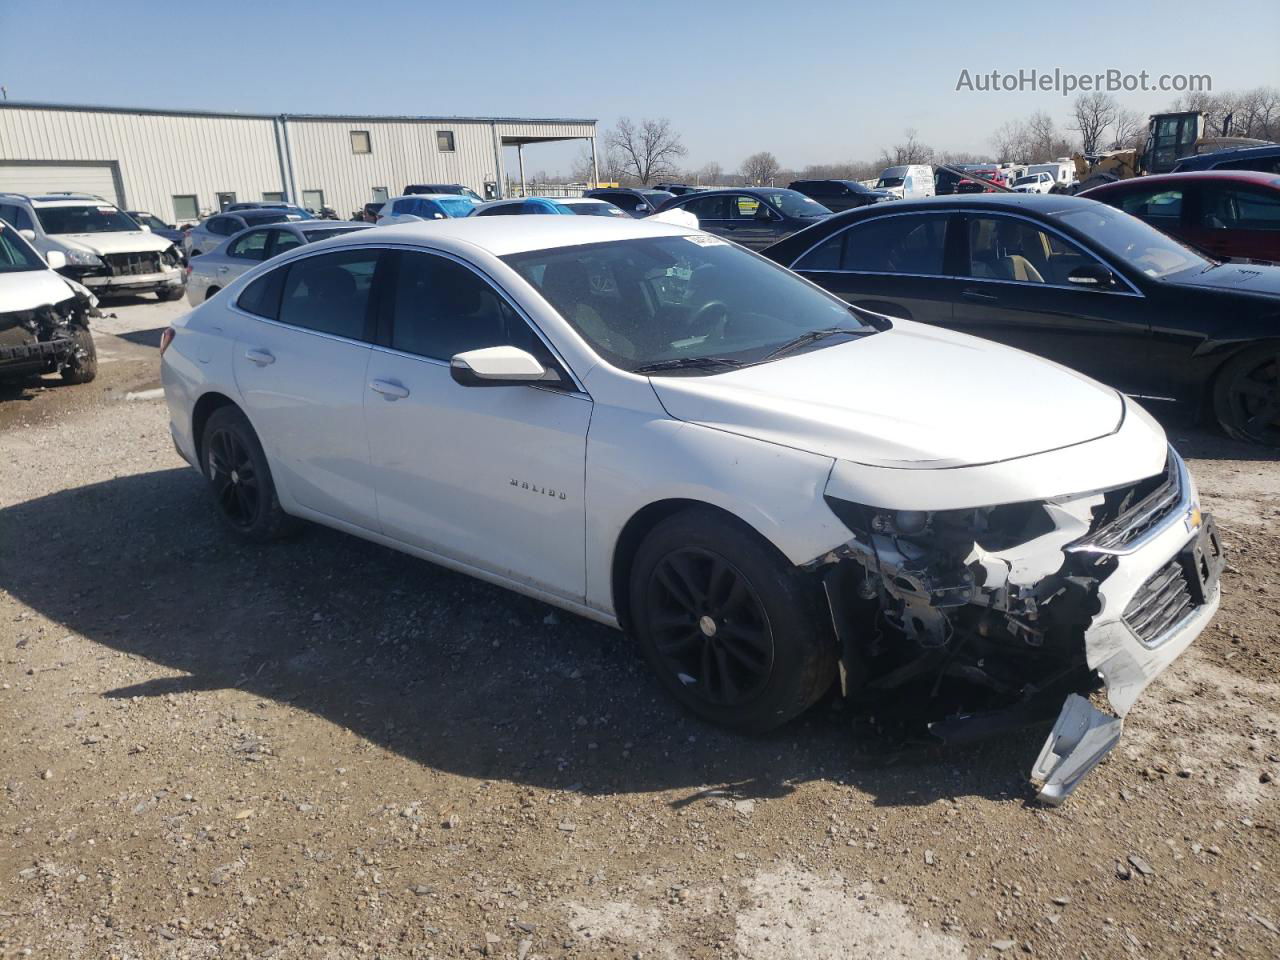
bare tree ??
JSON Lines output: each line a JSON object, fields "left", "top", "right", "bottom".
{"left": 990, "top": 118, "right": 1028, "bottom": 161}
{"left": 879, "top": 128, "right": 934, "bottom": 166}
{"left": 1110, "top": 108, "right": 1146, "bottom": 150}
{"left": 697, "top": 161, "right": 724, "bottom": 186}
{"left": 991, "top": 112, "right": 1074, "bottom": 161}
{"left": 571, "top": 141, "right": 629, "bottom": 184}
{"left": 607, "top": 117, "right": 687, "bottom": 186}
{"left": 741, "top": 151, "right": 781, "bottom": 185}
{"left": 1070, "top": 92, "right": 1118, "bottom": 155}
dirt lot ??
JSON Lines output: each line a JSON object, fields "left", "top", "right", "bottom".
{"left": 1, "top": 298, "right": 1278, "bottom": 960}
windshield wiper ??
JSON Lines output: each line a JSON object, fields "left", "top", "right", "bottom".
{"left": 762, "top": 327, "right": 866, "bottom": 362}
{"left": 633, "top": 356, "right": 745, "bottom": 375}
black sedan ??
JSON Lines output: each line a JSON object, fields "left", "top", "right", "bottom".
{"left": 656, "top": 188, "right": 832, "bottom": 249}
{"left": 762, "top": 193, "right": 1280, "bottom": 445}
{"left": 789, "top": 179, "right": 895, "bottom": 211}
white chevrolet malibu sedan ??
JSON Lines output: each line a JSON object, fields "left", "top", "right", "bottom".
{"left": 160, "top": 217, "right": 1223, "bottom": 803}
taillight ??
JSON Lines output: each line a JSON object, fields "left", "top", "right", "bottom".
{"left": 159, "top": 327, "right": 176, "bottom": 356}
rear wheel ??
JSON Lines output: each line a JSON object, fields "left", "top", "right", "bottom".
{"left": 629, "top": 507, "right": 835, "bottom": 732}
{"left": 59, "top": 327, "right": 97, "bottom": 384}
{"left": 201, "top": 406, "right": 295, "bottom": 541}
{"left": 204, "top": 286, "right": 221, "bottom": 301}
{"left": 1214, "top": 345, "right": 1280, "bottom": 446}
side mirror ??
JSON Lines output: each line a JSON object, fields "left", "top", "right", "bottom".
{"left": 1066, "top": 263, "right": 1115, "bottom": 288}
{"left": 19, "top": 228, "right": 36, "bottom": 241}
{"left": 450, "top": 346, "right": 560, "bottom": 387}
{"left": 139, "top": 223, "right": 152, "bottom": 233}
{"left": 45, "top": 250, "right": 67, "bottom": 270}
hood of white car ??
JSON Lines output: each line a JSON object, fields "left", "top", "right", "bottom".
{"left": 53, "top": 231, "right": 175, "bottom": 256}
{"left": 649, "top": 321, "right": 1124, "bottom": 468}
{"left": 0, "top": 269, "right": 79, "bottom": 313}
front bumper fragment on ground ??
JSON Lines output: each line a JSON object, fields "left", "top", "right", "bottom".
{"left": 1032, "top": 515, "right": 1224, "bottom": 804}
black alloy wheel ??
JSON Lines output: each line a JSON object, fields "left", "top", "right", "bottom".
{"left": 206, "top": 426, "right": 260, "bottom": 529}
{"left": 646, "top": 547, "right": 775, "bottom": 707}
{"left": 1216, "top": 346, "right": 1280, "bottom": 446}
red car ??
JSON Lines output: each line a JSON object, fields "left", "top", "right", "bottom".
{"left": 1082, "top": 171, "right": 1280, "bottom": 264}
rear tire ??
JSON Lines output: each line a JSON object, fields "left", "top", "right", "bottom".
{"left": 1213, "top": 344, "right": 1280, "bottom": 446}
{"left": 201, "top": 406, "right": 295, "bottom": 542}
{"left": 628, "top": 507, "right": 836, "bottom": 732}
{"left": 59, "top": 328, "right": 97, "bottom": 384}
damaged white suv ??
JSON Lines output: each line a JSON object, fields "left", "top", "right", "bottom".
{"left": 160, "top": 217, "right": 1223, "bottom": 804}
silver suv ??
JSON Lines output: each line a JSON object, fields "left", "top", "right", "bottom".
{"left": 0, "top": 192, "right": 184, "bottom": 301}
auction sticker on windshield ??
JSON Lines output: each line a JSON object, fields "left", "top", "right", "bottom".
{"left": 683, "top": 234, "right": 726, "bottom": 246}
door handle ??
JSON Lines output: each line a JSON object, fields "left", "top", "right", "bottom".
{"left": 244, "top": 348, "right": 275, "bottom": 366}
{"left": 217, "top": 266, "right": 230, "bottom": 274}
{"left": 961, "top": 288, "right": 999, "bottom": 303}
{"left": 370, "top": 379, "right": 410, "bottom": 400}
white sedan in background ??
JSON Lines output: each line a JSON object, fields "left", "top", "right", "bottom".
{"left": 185, "top": 221, "right": 371, "bottom": 304}
{"left": 375, "top": 194, "right": 480, "bottom": 225}
{"left": 160, "top": 217, "right": 1221, "bottom": 805}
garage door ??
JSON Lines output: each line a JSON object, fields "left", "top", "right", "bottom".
{"left": 0, "top": 161, "right": 122, "bottom": 205}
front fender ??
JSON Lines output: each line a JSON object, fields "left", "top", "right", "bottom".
{"left": 584, "top": 410, "right": 846, "bottom": 616}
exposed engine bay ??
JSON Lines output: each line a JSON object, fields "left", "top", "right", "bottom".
{"left": 812, "top": 450, "right": 1224, "bottom": 804}
{"left": 0, "top": 289, "right": 96, "bottom": 375}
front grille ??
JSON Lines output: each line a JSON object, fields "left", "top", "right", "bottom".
{"left": 103, "top": 251, "right": 162, "bottom": 276}
{"left": 1122, "top": 557, "right": 1196, "bottom": 647}
{"left": 1072, "top": 454, "right": 1183, "bottom": 553}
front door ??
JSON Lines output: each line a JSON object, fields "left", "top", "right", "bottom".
{"left": 232, "top": 247, "right": 382, "bottom": 529}
{"left": 722, "top": 194, "right": 780, "bottom": 249}
{"left": 789, "top": 211, "right": 959, "bottom": 326}
{"left": 949, "top": 213, "right": 1154, "bottom": 395}
{"left": 363, "top": 249, "right": 591, "bottom": 601}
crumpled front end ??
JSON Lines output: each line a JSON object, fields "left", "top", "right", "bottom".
{"left": 0, "top": 290, "right": 96, "bottom": 374}
{"left": 815, "top": 447, "right": 1223, "bottom": 804}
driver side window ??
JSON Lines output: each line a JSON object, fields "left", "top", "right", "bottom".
{"left": 965, "top": 216, "right": 1094, "bottom": 285}
{"left": 388, "top": 251, "right": 545, "bottom": 362}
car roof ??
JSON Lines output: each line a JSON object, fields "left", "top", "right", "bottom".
{"left": 347, "top": 213, "right": 692, "bottom": 257}
{"left": 29, "top": 195, "right": 119, "bottom": 207}
{"left": 387, "top": 193, "right": 471, "bottom": 202}
{"left": 1083, "top": 170, "right": 1280, "bottom": 192}
{"left": 840, "top": 192, "right": 1094, "bottom": 215}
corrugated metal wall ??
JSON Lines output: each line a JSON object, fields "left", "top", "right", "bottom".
{"left": 1, "top": 105, "right": 596, "bottom": 223}
{"left": 287, "top": 118, "right": 501, "bottom": 215}
{"left": 0, "top": 107, "right": 283, "bottom": 222}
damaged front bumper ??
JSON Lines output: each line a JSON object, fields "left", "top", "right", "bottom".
{"left": 817, "top": 447, "right": 1224, "bottom": 805}
{"left": 0, "top": 292, "right": 96, "bottom": 376}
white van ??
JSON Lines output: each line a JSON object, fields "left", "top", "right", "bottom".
{"left": 874, "top": 164, "right": 935, "bottom": 200}
{"left": 1028, "top": 162, "right": 1075, "bottom": 188}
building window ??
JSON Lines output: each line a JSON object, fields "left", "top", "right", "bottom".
{"left": 372, "top": 186, "right": 389, "bottom": 203}
{"left": 350, "top": 130, "right": 372, "bottom": 154}
{"left": 172, "top": 195, "right": 199, "bottom": 222}
{"left": 262, "top": 191, "right": 285, "bottom": 202}
{"left": 437, "top": 130, "right": 455, "bottom": 152}
{"left": 302, "top": 190, "right": 325, "bottom": 213}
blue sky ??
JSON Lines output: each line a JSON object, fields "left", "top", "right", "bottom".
{"left": 2, "top": 0, "right": 1277, "bottom": 175}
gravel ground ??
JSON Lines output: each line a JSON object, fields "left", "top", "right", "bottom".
{"left": 1, "top": 298, "right": 1278, "bottom": 959}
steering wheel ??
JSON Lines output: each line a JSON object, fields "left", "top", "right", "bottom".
{"left": 689, "top": 299, "right": 729, "bottom": 340}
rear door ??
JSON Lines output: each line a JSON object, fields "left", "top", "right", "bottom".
{"left": 950, "top": 213, "right": 1154, "bottom": 394}
{"left": 1184, "top": 182, "right": 1280, "bottom": 262}
{"left": 789, "top": 210, "right": 959, "bottom": 326}
{"left": 362, "top": 249, "right": 591, "bottom": 599}
{"left": 232, "top": 248, "right": 382, "bottom": 529}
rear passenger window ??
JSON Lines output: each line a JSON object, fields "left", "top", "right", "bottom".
{"left": 389, "top": 251, "right": 542, "bottom": 361}
{"left": 237, "top": 267, "right": 286, "bottom": 319}
{"left": 277, "top": 250, "right": 379, "bottom": 340}
{"left": 228, "top": 229, "right": 273, "bottom": 261}
{"left": 271, "top": 231, "right": 303, "bottom": 254}
{"left": 796, "top": 215, "right": 948, "bottom": 275}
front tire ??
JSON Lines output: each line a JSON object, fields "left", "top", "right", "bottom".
{"left": 157, "top": 285, "right": 185, "bottom": 302}
{"left": 201, "top": 406, "right": 295, "bottom": 541}
{"left": 59, "top": 327, "right": 97, "bottom": 384}
{"left": 628, "top": 507, "right": 836, "bottom": 732}
{"left": 1213, "top": 345, "right": 1280, "bottom": 446}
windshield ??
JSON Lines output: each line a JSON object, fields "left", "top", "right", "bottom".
{"left": 1053, "top": 204, "right": 1210, "bottom": 279}
{"left": 876, "top": 177, "right": 904, "bottom": 188}
{"left": 35, "top": 205, "right": 139, "bottom": 234}
{"left": 759, "top": 190, "right": 832, "bottom": 218}
{"left": 503, "top": 235, "right": 872, "bottom": 373}
{"left": 0, "top": 223, "right": 45, "bottom": 273}
{"left": 1014, "top": 176, "right": 1040, "bottom": 186}
{"left": 437, "top": 197, "right": 480, "bottom": 218}
{"left": 563, "top": 201, "right": 630, "bottom": 218}
{"left": 301, "top": 226, "right": 371, "bottom": 242}
{"left": 129, "top": 213, "right": 169, "bottom": 231}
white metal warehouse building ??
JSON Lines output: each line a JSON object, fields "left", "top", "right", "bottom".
{"left": 0, "top": 102, "right": 597, "bottom": 223}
